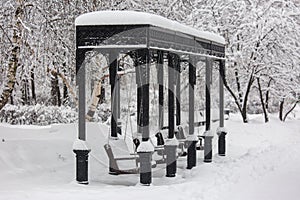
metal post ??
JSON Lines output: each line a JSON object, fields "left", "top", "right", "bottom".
{"left": 176, "top": 55, "right": 181, "bottom": 126}
{"left": 166, "top": 53, "right": 178, "bottom": 177}
{"left": 136, "top": 49, "right": 153, "bottom": 185}
{"left": 219, "top": 61, "right": 225, "bottom": 128}
{"left": 135, "top": 51, "right": 142, "bottom": 134}
{"left": 217, "top": 60, "right": 227, "bottom": 156}
{"left": 168, "top": 54, "right": 175, "bottom": 140}
{"left": 204, "top": 58, "right": 213, "bottom": 163}
{"left": 109, "top": 50, "right": 118, "bottom": 138}
{"left": 187, "top": 56, "right": 197, "bottom": 169}
{"left": 157, "top": 50, "right": 164, "bottom": 130}
{"left": 116, "top": 55, "right": 121, "bottom": 135}
{"left": 137, "top": 86, "right": 141, "bottom": 133}
{"left": 74, "top": 47, "right": 91, "bottom": 184}
{"left": 77, "top": 49, "right": 87, "bottom": 141}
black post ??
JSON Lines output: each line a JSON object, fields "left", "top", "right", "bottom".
{"left": 137, "top": 86, "right": 142, "bottom": 133}
{"left": 165, "top": 53, "right": 178, "bottom": 177}
{"left": 76, "top": 49, "right": 87, "bottom": 141}
{"left": 168, "top": 54, "right": 175, "bottom": 140}
{"left": 204, "top": 58, "right": 213, "bottom": 163}
{"left": 135, "top": 52, "right": 142, "bottom": 134}
{"left": 73, "top": 149, "right": 91, "bottom": 184}
{"left": 217, "top": 59, "right": 227, "bottom": 156}
{"left": 116, "top": 57, "right": 121, "bottom": 135}
{"left": 187, "top": 56, "right": 197, "bottom": 169}
{"left": 136, "top": 49, "right": 153, "bottom": 185}
{"left": 109, "top": 50, "right": 118, "bottom": 138}
{"left": 74, "top": 46, "right": 91, "bottom": 184}
{"left": 175, "top": 55, "right": 181, "bottom": 126}
{"left": 157, "top": 50, "right": 164, "bottom": 130}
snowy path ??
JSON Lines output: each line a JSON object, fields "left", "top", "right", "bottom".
{"left": 0, "top": 114, "right": 299, "bottom": 200}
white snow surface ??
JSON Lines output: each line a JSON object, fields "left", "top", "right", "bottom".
{"left": 75, "top": 11, "right": 225, "bottom": 45}
{"left": 73, "top": 139, "right": 90, "bottom": 151}
{"left": 137, "top": 140, "right": 155, "bottom": 152}
{"left": 165, "top": 137, "right": 179, "bottom": 146}
{"left": 186, "top": 134, "right": 199, "bottom": 141}
{"left": 0, "top": 108, "right": 300, "bottom": 200}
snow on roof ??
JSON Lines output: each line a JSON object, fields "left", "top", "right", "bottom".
{"left": 75, "top": 11, "right": 225, "bottom": 45}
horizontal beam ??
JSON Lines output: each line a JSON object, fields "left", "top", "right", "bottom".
{"left": 78, "top": 45, "right": 147, "bottom": 49}
{"left": 77, "top": 46, "right": 225, "bottom": 60}
{"left": 150, "top": 46, "right": 225, "bottom": 60}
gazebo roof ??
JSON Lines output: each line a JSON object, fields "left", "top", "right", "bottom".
{"left": 75, "top": 11, "right": 225, "bottom": 45}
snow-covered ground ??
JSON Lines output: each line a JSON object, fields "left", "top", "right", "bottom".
{"left": 0, "top": 107, "right": 299, "bottom": 200}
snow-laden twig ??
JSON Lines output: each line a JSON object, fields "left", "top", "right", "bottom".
{"left": 17, "top": 17, "right": 31, "bottom": 32}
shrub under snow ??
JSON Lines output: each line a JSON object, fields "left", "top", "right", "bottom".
{"left": 0, "top": 104, "right": 78, "bottom": 125}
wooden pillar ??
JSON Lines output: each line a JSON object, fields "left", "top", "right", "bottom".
{"left": 74, "top": 47, "right": 91, "bottom": 184}
{"left": 135, "top": 51, "right": 142, "bottom": 134}
{"left": 217, "top": 59, "right": 227, "bottom": 156}
{"left": 135, "top": 49, "right": 153, "bottom": 186}
{"left": 165, "top": 53, "right": 178, "bottom": 177}
{"left": 116, "top": 55, "right": 121, "bottom": 135}
{"left": 168, "top": 53, "right": 175, "bottom": 140}
{"left": 109, "top": 50, "right": 118, "bottom": 138}
{"left": 205, "top": 59, "right": 211, "bottom": 132}
{"left": 135, "top": 50, "right": 150, "bottom": 139}
{"left": 187, "top": 56, "right": 197, "bottom": 169}
{"left": 204, "top": 58, "right": 213, "bottom": 163}
{"left": 76, "top": 49, "right": 87, "bottom": 141}
{"left": 157, "top": 50, "right": 164, "bottom": 130}
{"left": 175, "top": 55, "right": 181, "bottom": 126}
{"left": 137, "top": 86, "right": 141, "bottom": 133}
{"left": 219, "top": 60, "right": 225, "bottom": 128}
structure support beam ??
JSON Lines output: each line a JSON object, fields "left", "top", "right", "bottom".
{"left": 204, "top": 58, "right": 213, "bottom": 163}
{"left": 219, "top": 60, "right": 225, "bottom": 128}
{"left": 74, "top": 48, "right": 91, "bottom": 184}
{"left": 157, "top": 50, "right": 164, "bottom": 130}
{"left": 109, "top": 50, "right": 119, "bottom": 138}
{"left": 217, "top": 60, "right": 227, "bottom": 156}
{"left": 116, "top": 56, "right": 121, "bottom": 135}
{"left": 187, "top": 56, "right": 197, "bottom": 169}
{"left": 135, "top": 49, "right": 153, "bottom": 186}
{"left": 175, "top": 55, "right": 181, "bottom": 126}
{"left": 137, "top": 86, "right": 141, "bottom": 133}
{"left": 77, "top": 49, "right": 87, "bottom": 141}
{"left": 168, "top": 54, "right": 175, "bottom": 140}
{"left": 165, "top": 53, "right": 178, "bottom": 177}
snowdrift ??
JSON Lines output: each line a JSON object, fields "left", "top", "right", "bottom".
{"left": 0, "top": 110, "right": 300, "bottom": 200}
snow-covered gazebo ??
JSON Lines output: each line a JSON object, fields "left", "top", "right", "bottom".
{"left": 74, "top": 11, "right": 227, "bottom": 186}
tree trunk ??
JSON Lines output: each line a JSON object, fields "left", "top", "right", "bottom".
{"left": 265, "top": 78, "right": 272, "bottom": 111}
{"left": 257, "top": 78, "right": 269, "bottom": 123}
{"left": 57, "top": 80, "right": 61, "bottom": 107}
{"left": 234, "top": 67, "right": 243, "bottom": 105}
{"left": 51, "top": 71, "right": 60, "bottom": 106}
{"left": 100, "top": 80, "right": 105, "bottom": 104}
{"left": 283, "top": 100, "right": 299, "bottom": 122}
{"left": 63, "top": 82, "right": 68, "bottom": 105}
{"left": 86, "top": 80, "right": 102, "bottom": 121}
{"left": 62, "top": 67, "right": 68, "bottom": 105}
{"left": 31, "top": 67, "right": 36, "bottom": 104}
{"left": 47, "top": 67, "right": 78, "bottom": 106}
{"left": 279, "top": 99, "right": 284, "bottom": 121}
{"left": 21, "top": 79, "right": 30, "bottom": 105}
{"left": 10, "top": 96, "right": 14, "bottom": 105}
{"left": 221, "top": 67, "right": 243, "bottom": 115}
{"left": 0, "top": 1, "right": 23, "bottom": 110}
{"left": 241, "top": 74, "right": 255, "bottom": 123}
{"left": 241, "top": 107, "right": 248, "bottom": 123}
{"left": 234, "top": 35, "right": 243, "bottom": 105}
